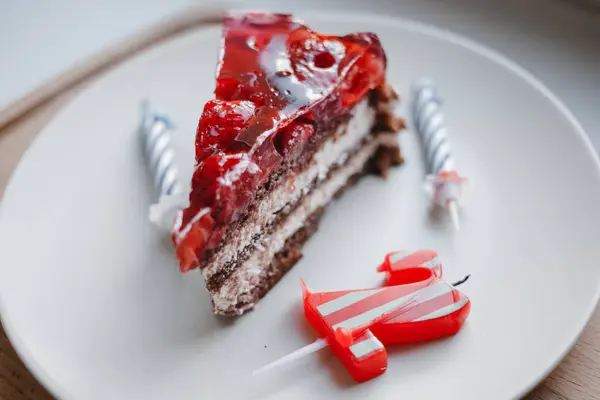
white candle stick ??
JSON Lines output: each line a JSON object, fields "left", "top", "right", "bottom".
{"left": 411, "top": 78, "right": 466, "bottom": 232}
{"left": 253, "top": 338, "right": 329, "bottom": 377}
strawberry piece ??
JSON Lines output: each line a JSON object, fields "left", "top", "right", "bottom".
{"left": 195, "top": 100, "right": 256, "bottom": 162}
{"left": 275, "top": 122, "right": 315, "bottom": 161}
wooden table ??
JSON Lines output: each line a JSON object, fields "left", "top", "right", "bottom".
{"left": 1, "top": 7, "right": 600, "bottom": 400}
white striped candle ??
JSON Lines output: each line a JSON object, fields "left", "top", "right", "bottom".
{"left": 411, "top": 78, "right": 465, "bottom": 232}
{"left": 139, "top": 100, "right": 182, "bottom": 197}
{"left": 139, "top": 101, "right": 188, "bottom": 231}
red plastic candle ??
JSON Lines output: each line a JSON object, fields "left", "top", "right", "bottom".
{"left": 301, "top": 250, "right": 470, "bottom": 382}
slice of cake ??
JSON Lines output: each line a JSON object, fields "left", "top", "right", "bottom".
{"left": 172, "top": 12, "right": 405, "bottom": 315}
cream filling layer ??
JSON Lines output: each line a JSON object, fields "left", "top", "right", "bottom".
{"left": 202, "top": 99, "right": 377, "bottom": 282}
{"left": 213, "top": 133, "right": 398, "bottom": 314}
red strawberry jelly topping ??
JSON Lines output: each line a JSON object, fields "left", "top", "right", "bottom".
{"left": 174, "top": 12, "right": 388, "bottom": 271}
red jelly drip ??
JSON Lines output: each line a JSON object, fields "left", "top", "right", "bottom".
{"left": 175, "top": 12, "right": 387, "bottom": 271}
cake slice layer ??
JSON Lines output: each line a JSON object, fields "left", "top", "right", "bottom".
{"left": 211, "top": 132, "right": 398, "bottom": 315}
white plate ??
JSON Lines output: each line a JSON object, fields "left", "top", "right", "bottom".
{"left": 2, "top": 13, "right": 600, "bottom": 400}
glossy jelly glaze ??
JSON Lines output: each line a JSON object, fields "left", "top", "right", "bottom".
{"left": 174, "top": 12, "right": 387, "bottom": 272}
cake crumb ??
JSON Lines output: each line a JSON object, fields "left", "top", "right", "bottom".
{"left": 373, "top": 146, "right": 404, "bottom": 177}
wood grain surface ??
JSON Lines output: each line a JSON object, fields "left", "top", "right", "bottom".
{"left": 1, "top": 8, "right": 599, "bottom": 400}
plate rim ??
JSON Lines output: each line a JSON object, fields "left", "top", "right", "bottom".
{"left": 1, "top": 11, "right": 599, "bottom": 400}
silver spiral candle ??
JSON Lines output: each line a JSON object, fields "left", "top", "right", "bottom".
{"left": 139, "top": 100, "right": 182, "bottom": 197}
{"left": 411, "top": 78, "right": 455, "bottom": 176}
{"left": 411, "top": 78, "right": 465, "bottom": 232}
